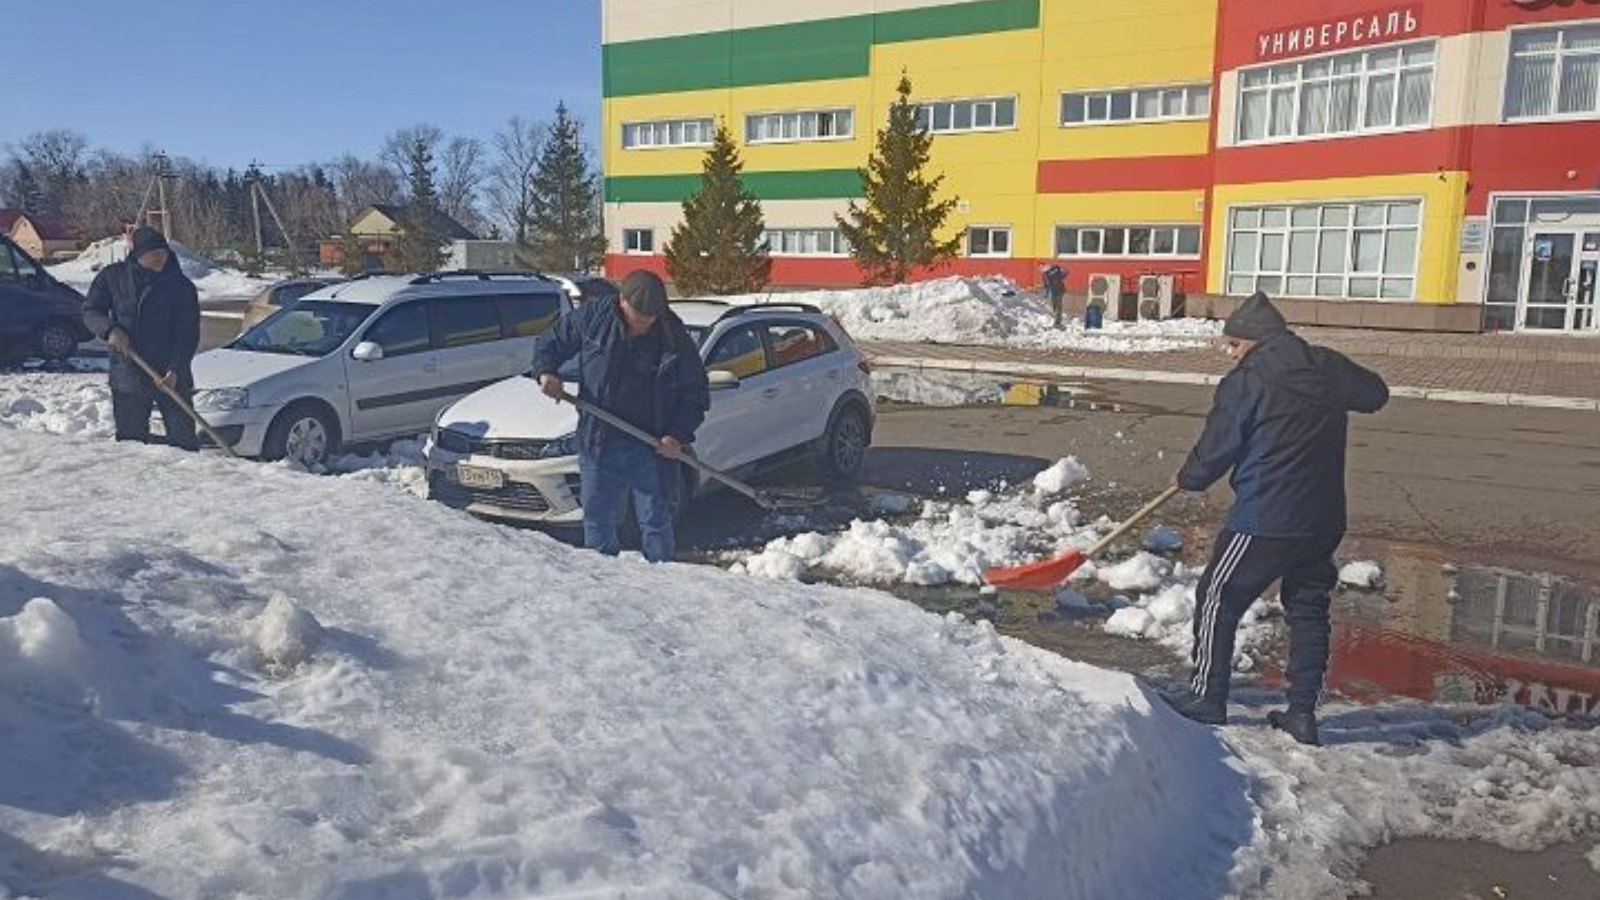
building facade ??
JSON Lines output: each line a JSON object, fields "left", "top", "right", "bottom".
{"left": 602, "top": 0, "right": 1600, "bottom": 333}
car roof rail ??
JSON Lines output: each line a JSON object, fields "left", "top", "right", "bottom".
{"left": 408, "top": 269, "right": 557, "bottom": 286}
{"left": 715, "top": 302, "right": 823, "bottom": 322}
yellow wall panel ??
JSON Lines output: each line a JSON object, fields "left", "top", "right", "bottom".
{"left": 1207, "top": 173, "right": 1468, "bottom": 304}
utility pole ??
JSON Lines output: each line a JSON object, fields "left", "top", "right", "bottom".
{"left": 245, "top": 161, "right": 305, "bottom": 274}
{"left": 137, "top": 151, "right": 178, "bottom": 240}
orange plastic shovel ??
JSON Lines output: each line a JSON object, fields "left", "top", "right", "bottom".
{"left": 983, "top": 484, "right": 1182, "bottom": 591}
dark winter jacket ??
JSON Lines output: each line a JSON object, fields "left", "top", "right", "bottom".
{"left": 1177, "top": 330, "right": 1389, "bottom": 538}
{"left": 1044, "top": 266, "right": 1067, "bottom": 298}
{"left": 531, "top": 296, "right": 710, "bottom": 456}
{"left": 83, "top": 255, "right": 201, "bottom": 394}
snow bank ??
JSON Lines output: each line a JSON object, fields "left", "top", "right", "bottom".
{"left": 50, "top": 235, "right": 275, "bottom": 304}
{"left": 1338, "top": 560, "right": 1385, "bottom": 589}
{"left": 0, "top": 599, "right": 90, "bottom": 706}
{"left": 717, "top": 277, "right": 1220, "bottom": 353}
{"left": 732, "top": 458, "right": 1100, "bottom": 587}
{"left": 0, "top": 427, "right": 1254, "bottom": 900}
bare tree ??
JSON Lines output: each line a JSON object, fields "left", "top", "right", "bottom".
{"left": 8, "top": 129, "right": 89, "bottom": 216}
{"left": 68, "top": 149, "right": 160, "bottom": 240}
{"left": 438, "top": 136, "right": 486, "bottom": 234}
{"left": 381, "top": 124, "right": 444, "bottom": 194}
{"left": 488, "top": 116, "right": 544, "bottom": 249}
{"left": 328, "top": 155, "right": 400, "bottom": 224}
{"left": 275, "top": 167, "right": 343, "bottom": 248}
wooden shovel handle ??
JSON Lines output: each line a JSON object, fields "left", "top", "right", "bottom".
{"left": 1085, "top": 484, "right": 1183, "bottom": 559}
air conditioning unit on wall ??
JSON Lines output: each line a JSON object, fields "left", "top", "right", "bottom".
{"left": 1086, "top": 274, "right": 1121, "bottom": 311}
{"left": 1138, "top": 274, "right": 1182, "bottom": 320}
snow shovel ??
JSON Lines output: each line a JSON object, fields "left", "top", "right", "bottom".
{"left": 556, "top": 389, "right": 825, "bottom": 512}
{"left": 983, "top": 484, "right": 1182, "bottom": 591}
{"left": 120, "top": 346, "right": 241, "bottom": 460}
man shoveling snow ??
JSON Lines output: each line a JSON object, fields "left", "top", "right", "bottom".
{"left": 1164, "top": 293, "right": 1389, "bottom": 746}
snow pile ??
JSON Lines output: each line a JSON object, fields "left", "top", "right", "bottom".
{"left": 0, "top": 427, "right": 1255, "bottom": 900}
{"left": 0, "top": 598, "right": 90, "bottom": 706}
{"left": 50, "top": 235, "right": 275, "bottom": 304}
{"left": 732, "top": 457, "right": 1099, "bottom": 587}
{"left": 718, "top": 277, "right": 1221, "bottom": 353}
{"left": 0, "top": 374, "right": 112, "bottom": 438}
{"left": 247, "top": 595, "right": 325, "bottom": 673}
{"left": 1226, "top": 704, "right": 1600, "bottom": 898}
{"left": 1338, "top": 560, "right": 1385, "bottom": 589}
{"left": 324, "top": 437, "right": 429, "bottom": 497}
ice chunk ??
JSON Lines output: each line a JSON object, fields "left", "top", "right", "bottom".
{"left": 868, "top": 492, "right": 915, "bottom": 516}
{"left": 1144, "top": 525, "right": 1186, "bottom": 552}
{"left": 1033, "top": 457, "right": 1091, "bottom": 494}
{"left": 250, "top": 595, "right": 325, "bottom": 672}
{"left": 0, "top": 598, "right": 89, "bottom": 704}
{"left": 1104, "top": 606, "right": 1155, "bottom": 638}
{"left": 1338, "top": 560, "right": 1384, "bottom": 589}
{"left": 1097, "top": 552, "right": 1172, "bottom": 593}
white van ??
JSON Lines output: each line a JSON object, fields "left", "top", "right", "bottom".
{"left": 190, "top": 272, "right": 568, "bottom": 467}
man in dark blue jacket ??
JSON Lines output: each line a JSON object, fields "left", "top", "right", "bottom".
{"left": 82, "top": 227, "right": 201, "bottom": 450}
{"left": 1166, "top": 293, "right": 1388, "bottom": 745}
{"left": 532, "top": 271, "right": 710, "bottom": 563}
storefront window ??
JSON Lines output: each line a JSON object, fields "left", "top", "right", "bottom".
{"left": 1226, "top": 201, "right": 1422, "bottom": 299}
{"left": 1506, "top": 25, "right": 1600, "bottom": 121}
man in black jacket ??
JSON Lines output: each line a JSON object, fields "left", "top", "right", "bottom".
{"left": 1166, "top": 293, "right": 1389, "bottom": 745}
{"left": 83, "top": 227, "right": 202, "bottom": 450}
{"left": 532, "top": 270, "right": 710, "bottom": 563}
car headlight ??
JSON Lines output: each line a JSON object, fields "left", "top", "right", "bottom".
{"left": 194, "top": 387, "right": 249, "bottom": 413}
{"left": 539, "top": 432, "right": 579, "bottom": 459}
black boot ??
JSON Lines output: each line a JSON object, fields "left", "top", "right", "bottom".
{"left": 1163, "top": 691, "right": 1227, "bottom": 726}
{"left": 1267, "top": 709, "right": 1320, "bottom": 746}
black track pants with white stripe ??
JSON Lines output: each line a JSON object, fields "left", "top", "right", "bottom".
{"left": 1189, "top": 529, "right": 1342, "bottom": 711}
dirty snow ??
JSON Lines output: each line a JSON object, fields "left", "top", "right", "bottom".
{"left": 720, "top": 277, "right": 1220, "bottom": 353}
{"left": 732, "top": 458, "right": 1100, "bottom": 588}
{"left": 0, "top": 426, "right": 1255, "bottom": 900}
{"left": 1339, "top": 560, "right": 1385, "bottom": 589}
{"left": 50, "top": 235, "right": 276, "bottom": 305}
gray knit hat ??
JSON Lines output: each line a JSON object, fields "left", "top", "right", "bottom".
{"left": 620, "top": 270, "right": 669, "bottom": 317}
{"left": 1224, "top": 292, "right": 1288, "bottom": 341}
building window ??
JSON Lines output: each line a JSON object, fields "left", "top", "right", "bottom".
{"left": 623, "top": 228, "right": 655, "bottom": 254}
{"left": 747, "top": 109, "right": 854, "bottom": 144}
{"left": 1505, "top": 25, "right": 1600, "bottom": 121}
{"left": 1225, "top": 201, "right": 1422, "bottom": 300}
{"left": 762, "top": 228, "right": 849, "bottom": 257}
{"left": 622, "top": 118, "right": 715, "bottom": 150}
{"left": 1238, "top": 41, "right": 1435, "bottom": 143}
{"left": 916, "top": 97, "right": 1018, "bottom": 134}
{"left": 967, "top": 227, "right": 1012, "bottom": 258}
{"left": 1061, "top": 84, "right": 1211, "bottom": 126}
{"left": 1056, "top": 225, "right": 1203, "bottom": 258}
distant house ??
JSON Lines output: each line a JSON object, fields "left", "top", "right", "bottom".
{"left": 319, "top": 204, "right": 479, "bottom": 271}
{"left": 9, "top": 213, "right": 83, "bottom": 261}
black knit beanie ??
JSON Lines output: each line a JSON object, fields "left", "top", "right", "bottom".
{"left": 1224, "top": 292, "right": 1288, "bottom": 341}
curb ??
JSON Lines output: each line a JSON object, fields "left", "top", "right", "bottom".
{"left": 869, "top": 354, "right": 1600, "bottom": 412}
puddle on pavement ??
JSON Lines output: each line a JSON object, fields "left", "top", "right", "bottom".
{"left": 873, "top": 368, "right": 1169, "bottom": 416}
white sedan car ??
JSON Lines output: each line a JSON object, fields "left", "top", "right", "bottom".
{"left": 423, "top": 302, "right": 875, "bottom": 524}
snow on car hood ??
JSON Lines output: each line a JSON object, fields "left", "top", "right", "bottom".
{"left": 436, "top": 375, "right": 578, "bottom": 441}
{"left": 191, "top": 347, "right": 316, "bottom": 389}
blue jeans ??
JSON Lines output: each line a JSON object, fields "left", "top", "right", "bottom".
{"left": 579, "top": 437, "right": 678, "bottom": 563}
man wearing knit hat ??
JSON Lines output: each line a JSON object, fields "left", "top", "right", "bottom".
{"left": 82, "top": 226, "right": 202, "bottom": 450}
{"left": 1165, "top": 292, "right": 1389, "bottom": 745}
{"left": 531, "top": 270, "right": 710, "bottom": 563}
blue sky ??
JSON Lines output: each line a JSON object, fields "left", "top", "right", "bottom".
{"left": 9, "top": 0, "right": 602, "bottom": 170}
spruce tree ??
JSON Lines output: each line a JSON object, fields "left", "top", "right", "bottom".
{"left": 395, "top": 136, "right": 447, "bottom": 273}
{"left": 339, "top": 231, "right": 372, "bottom": 276}
{"left": 528, "top": 103, "right": 605, "bottom": 273}
{"left": 664, "top": 124, "right": 771, "bottom": 296}
{"left": 836, "top": 75, "right": 961, "bottom": 286}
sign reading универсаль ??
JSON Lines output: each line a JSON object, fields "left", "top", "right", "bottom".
{"left": 1257, "top": 5, "right": 1424, "bottom": 62}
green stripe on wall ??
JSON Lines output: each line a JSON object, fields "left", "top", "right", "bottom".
{"left": 603, "top": 0, "right": 1040, "bottom": 97}
{"left": 606, "top": 170, "right": 863, "bottom": 203}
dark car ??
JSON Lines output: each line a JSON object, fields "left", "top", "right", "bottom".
{"left": 0, "top": 235, "right": 92, "bottom": 364}
{"left": 241, "top": 277, "right": 345, "bottom": 331}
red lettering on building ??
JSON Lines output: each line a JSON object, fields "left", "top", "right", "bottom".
{"left": 1257, "top": 5, "right": 1424, "bottom": 61}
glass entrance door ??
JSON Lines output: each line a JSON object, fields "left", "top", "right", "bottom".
{"left": 1520, "top": 232, "right": 1578, "bottom": 331}
{"left": 1576, "top": 232, "right": 1599, "bottom": 333}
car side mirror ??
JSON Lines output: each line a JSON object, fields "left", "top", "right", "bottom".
{"left": 352, "top": 341, "right": 385, "bottom": 362}
{"left": 708, "top": 370, "right": 740, "bottom": 391}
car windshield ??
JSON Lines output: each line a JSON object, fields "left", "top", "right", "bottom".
{"left": 233, "top": 300, "right": 375, "bottom": 357}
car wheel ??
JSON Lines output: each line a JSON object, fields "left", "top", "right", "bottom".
{"left": 822, "top": 405, "right": 870, "bottom": 482}
{"left": 264, "top": 402, "right": 340, "bottom": 468}
{"left": 33, "top": 320, "right": 78, "bottom": 361}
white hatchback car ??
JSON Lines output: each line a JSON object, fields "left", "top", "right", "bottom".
{"left": 190, "top": 272, "right": 569, "bottom": 467}
{"left": 423, "top": 301, "right": 875, "bottom": 524}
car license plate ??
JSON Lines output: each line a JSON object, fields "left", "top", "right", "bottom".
{"left": 455, "top": 465, "right": 504, "bottom": 490}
